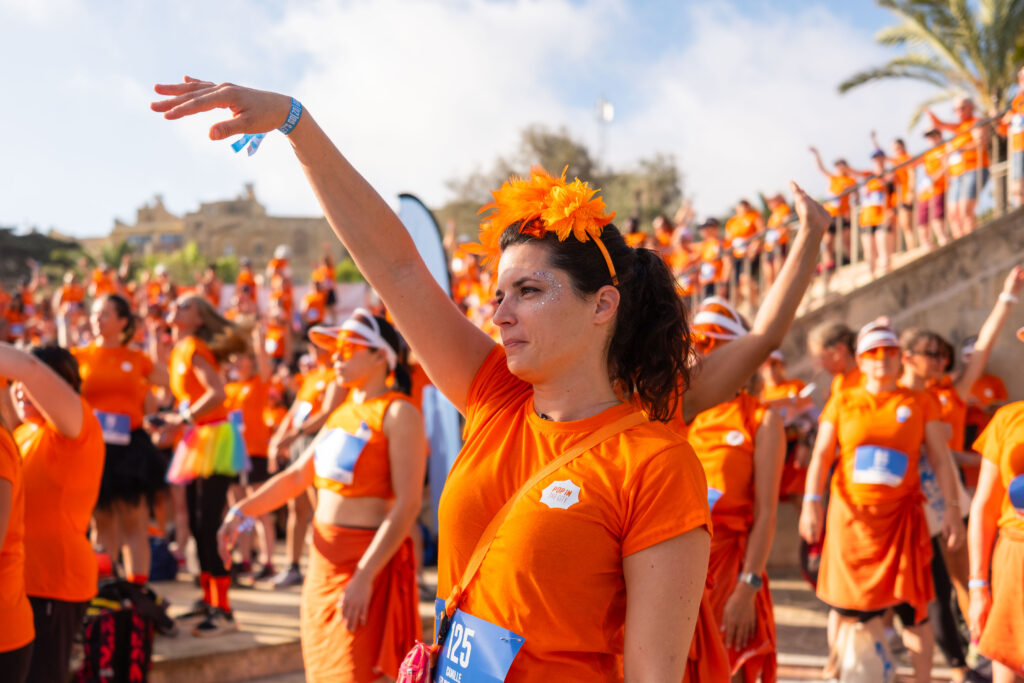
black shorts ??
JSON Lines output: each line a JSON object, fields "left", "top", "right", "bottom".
{"left": 28, "top": 597, "right": 87, "bottom": 683}
{"left": 732, "top": 255, "right": 761, "bottom": 283}
{"left": 831, "top": 602, "right": 928, "bottom": 627}
{"left": 860, "top": 223, "right": 891, "bottom": 235}
{"left": 97, "top": 428, "right": 166, "bottom": 509}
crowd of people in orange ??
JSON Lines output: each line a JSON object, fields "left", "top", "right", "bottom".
{"left": 0, "top": 71, "right": 1022, "bottom": 683}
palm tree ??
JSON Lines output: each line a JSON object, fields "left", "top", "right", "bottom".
{"left": 839, "top": 0, "right": 1024, "bottom": 125}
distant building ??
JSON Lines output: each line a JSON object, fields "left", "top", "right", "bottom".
{"left": 106, "top": 184, "right": 345, "bottom": 281}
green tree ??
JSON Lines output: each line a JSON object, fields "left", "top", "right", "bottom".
{"left": 839, "top": 0, "right": 1024, "bottom": 124}
{"left": 335, "top": 258, "right": 366, "bottom": 283}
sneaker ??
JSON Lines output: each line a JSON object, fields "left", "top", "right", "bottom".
{"left": 252, "top": 563, "right": 276, "bottom": 581}
{"left": 175, "top": 599, "right": 210, "bottom": 623}
{"left": 192, "top": 607, "right": 238, "bottom": 638}
{"left": 271, "top": 565, "right": 303, "bottom": 588}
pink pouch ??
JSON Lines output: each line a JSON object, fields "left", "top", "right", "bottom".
{"left": 396, "top": 641, "right": 436, "bottom": 683}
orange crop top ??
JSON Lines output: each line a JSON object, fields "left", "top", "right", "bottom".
{"left": 312, "top": 391, "right": 410, "bottom": 499}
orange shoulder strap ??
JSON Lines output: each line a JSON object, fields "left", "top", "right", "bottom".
{"left": 440, "top": 410, "right": 647, "bottom": 624}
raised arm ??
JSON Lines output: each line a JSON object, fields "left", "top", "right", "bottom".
{"left": 682, "top": 184, "right": 829, "bottom": 422}
{"left": 0, "top": 344, "right": 84, "bottom": 438}
{"left": 808, "top": 147, "right": 830, "bottom": 178}
{"left": 953, "top": 266, "right": 1023, "bottom": 399}
{"left": 927, "top": 110, "right": 957, "bottom": 132}
{"left": 152, "top": 79, "right": 494, "bottom": 414}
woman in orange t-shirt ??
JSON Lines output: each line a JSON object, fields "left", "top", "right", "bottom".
{"left": 153, "top": 78, "right": 830, "bottom": 681}
{"left": 72, "top": 294, "right": 168, "bottom": 585}
{"left": 223, "top": 325, "right": 276, "bottom": 579}
{"left": 968, "top": 393, "right": 1024, "bottom": 682}
{"left": 160, "top": 294, "right": 249, "bottom": 637}
{"left": 0, "top": 422, "right": 33, "bottom": 682}
{"left": 683, "top": 300, "right": 785, "bottom": 683}
{"left": 800, "top": 322, "right": 964, "bottom": 682}
{"left": 0, "top": 343, "right": 104, "bottom": 681}
{"left": 220, "top": 311, "right": 426, "bottom": 681}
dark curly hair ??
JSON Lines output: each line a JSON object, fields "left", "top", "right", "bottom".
{"left": 500, "top": 220, "right": 691, "bottom": 422}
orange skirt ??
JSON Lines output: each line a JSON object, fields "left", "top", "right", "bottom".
{"left": 978, "top": 526, "right": 1024, "bottom": 675}
{"left": 300, "top": 522, "right": 418, "bottom": 682}
{"left": 682, "top": 581, "right": 732, "bottom": 683}
{"left": 706, "top": 529, "right": 777, "bottom": 682}
{"left": 817, "top": 491, "right": 933, "bottom": 622}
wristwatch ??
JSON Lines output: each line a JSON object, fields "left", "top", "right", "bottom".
{"left": 738, "top": 572, "right": 763, "bottom": 590}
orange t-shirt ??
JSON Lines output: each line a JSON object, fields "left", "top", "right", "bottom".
{"left": 225, "top": 378, "right": 272, "bottom": 457}
{"left": 91, "top": 270, "right": 116, "bottom": 297}
{"left": 821, "top": 387, "right": 938, "bottom": 505}
{"left": 169, "top": 336, "right": 227, "bottom": 423}
{"left": 264, "top": 323, "right": 287, "bottom": 360}
{"left": 1005, "top": 93, "right": 1024, "bottom": 152}
{"left": 72, "top": 343, "right": 154, "bottom": 430}
{"left": 765, "top": 204, "right": 791, "bottom": 251}
{"left": 437, "top": 346, "right": 711, "bottom": 680}
{"left": 685, "top": 393, "right": 766, "bottom": 535}
{"left": 236, "top": 269, "right": 256, "bottom": 294}
{"left": 312, "top": 264, "right": 333, "bottom": 284}
{"left": 890, "top": 153, "right": 913, "bottom": 205}
{"left": 830, "top": 367, "right": 864, "bottom": 396}
{"left": 761, "top": 378, "right": 806, "bottom": 403}
{"left": 918, "top": 146, "right": 947, "bottom": 200}
{"left": 929, "top": 376, "right": 967, "bottom": 451}
{"left": 624, "top": 232, "right": 647, "bottom": 248}
{"left": 293, "top": 366, "right": 336, "bottom": 425}
{"left": 725, "top": 209, "right": 763, "bottom": 257}
{"left": 859, "top": 177, "right": 889, "bottom": 227}
{"left": 947, "top": 118, "right": 989, "bottom": 177}
{"left": 0, "top": 427, "right": 33, "bottom": 651}
{"left": 313, "top": 392, "right": 415, "bottom": 499}
{"left": 967, "top": 373, "right": 1008, "bottom": 432}
{"left": 15, "top": 397, "right": 104, "bottom": 601}
{"left": 825, "top": 174, "right": 858, "bottom": 218}
{"left": 302, "top": 290, "right": 328, "bottom": 326}
{"left": 59, "top": 283, "right": 85, "bottom": 305}
{"left": 698, "top": 237, "right": 726, "bottom": 284}
{"left": 972, "top": 402, "right": 1024, "bottom": 531}
{"left": 4, "top": 309, "right": 27, "bottom": 343}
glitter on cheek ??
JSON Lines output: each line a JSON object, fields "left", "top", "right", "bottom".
{"left": 531, "top": 271, "right": 563, "bottom": 310}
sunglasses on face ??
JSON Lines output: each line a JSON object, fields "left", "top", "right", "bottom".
{"left": 911, "top": 349, "right": 944, "bottom": 359}
{"left": 860, "top": 346, "right": 900, "bottom": 360}
{"left": 334, "top": 332, "right": 372, "bottom": 361}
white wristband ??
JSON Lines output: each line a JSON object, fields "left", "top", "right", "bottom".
{"left": 999, "top": 292, "right": 1018, "bottom": 304}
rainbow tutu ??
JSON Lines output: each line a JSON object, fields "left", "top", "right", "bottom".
{"left": 166, "top": 419, "right": 249, "bottom": 484}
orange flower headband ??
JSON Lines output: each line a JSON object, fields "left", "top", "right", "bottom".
{"left": 467, "top": 166, "right": 619, "bottom": 285}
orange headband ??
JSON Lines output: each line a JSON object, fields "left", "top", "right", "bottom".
{"left": 468, "top": 166, "right": 619, "bottom": 286}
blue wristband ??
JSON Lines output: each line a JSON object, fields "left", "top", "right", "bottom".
{"left": 278, "top": 98, "right": 303, "bottom": 135}
{"left": 968, "top": 579, "right": 989, "bottom": 590}
{"left": 803, "top": 493, "right": 822, "bottom": 503}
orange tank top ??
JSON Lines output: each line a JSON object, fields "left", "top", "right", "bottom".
{"left": 313, "top": 391, "right": 411, "bottom": 499}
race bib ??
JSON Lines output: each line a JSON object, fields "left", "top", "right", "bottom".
{"left": 864, "top": 190, "right": 886, "bottom": 207}
{"left": 1009, "top": 474, "right": 1024, "bottom": 516}
{"left": 9, "top": 323, "right": 25, "bottom": 337}
{"left": 228, "top": 409, "right": 245, "bottom": 433}
{"left": 95, "top": 410, "right": 131, "bottom": 446}
{"left": 1011, "top": 114, "right": 1024, "bottom": 132}
{"left": 707, "top": 487, "right": 723, "bottom": 512}
{"left": 314, "top": 423, "right": 372, "bottom": 485}
{"left": 306, "top": 308, "right": 319, "bottom": 321}
{"left": 765, "top": 229, "right": 780, "bottom": 246}
{"left": 700, "top": 262, "right": 717, "bottom": 282}
{"left": 434, "top": 599, "right": 525, "bottom": 683}
{"left": 852, "top": 445, "right": 908, "bottom": 487}
{"left": 265, "top": 338, "right": 279, "bottom": 354}
{"left": 292, "top": 400, "right": 314, "bottom": 428}
{"left": 948, "top": 150, "right": 963, "bottom": 166}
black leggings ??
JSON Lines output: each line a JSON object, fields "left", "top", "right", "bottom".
{"left": 26, "top": 597, "right": 86, "bottom": 683}
{"left": 186, "top": 475, "right": 232, "bottom": 577}
{"left": 0, "top": 640, "right": 33, "bottom": 683}
{"left": 929, "top": 536, "right": 967, "bottom": 668}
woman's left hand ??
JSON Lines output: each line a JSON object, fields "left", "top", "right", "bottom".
{"left": 721, "top": 582, "right": 757, "bottom": 650}
{"left": 943, "top": 513, "right": 965, "bottom": 551}
{"left": 338, "top": 570, "right": 374, "bottom": 631}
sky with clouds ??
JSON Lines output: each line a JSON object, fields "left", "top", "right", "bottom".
{"left": 0, "top": 0, "right": 950, "bottom": 239}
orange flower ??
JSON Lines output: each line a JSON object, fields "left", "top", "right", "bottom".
{"left": 468, "top": 166, "right": 615, "bottom": 267}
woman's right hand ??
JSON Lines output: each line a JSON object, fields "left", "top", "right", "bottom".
{"left": 968, "top": 585, "right": 991, "bottom": 643}
{"left": 216, "top": 514, "right": 243, "bottom": 570}
{"left": 798, "top": 499, "right": 823, "bottom": 543}
{"left": 151, "top": 77, "right": 295, "bottom": 142}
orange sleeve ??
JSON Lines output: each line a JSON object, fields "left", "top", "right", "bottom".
{"left": 464, "top": 344, "right": 524, "bottom": 436}
{"left": 621, "top": 443, "right": 711, "bottom": 556}
{"left": 921, "top": 390, "right": 941, "bottom": 423}
{"left": 820, "top": 391, "right": 840, "bottom": 426}
{"left": 0, "top": 429, "right": 17, "bottom": 484}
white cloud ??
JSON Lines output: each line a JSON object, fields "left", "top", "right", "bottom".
{"left": 610, "top": 3, "right": 937, "bottom": 216}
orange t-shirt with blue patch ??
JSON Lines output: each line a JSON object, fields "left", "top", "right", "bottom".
{"left": 821, "top": 387, "right": 939, "bottom": 505}
{"left": 436, "top": 346, "right": 711, "bottom": 680}
{"left": 0, "top": 426, "right": 33, "bottom": 651}
{"left": 73, "top": 343, "right": 154, "bottom": 431}
{"left": 686, "top": 393, "right": 765, "bottom": 535}
{"left": 972, "top": 402, "right": 1024, "bottom": 531}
